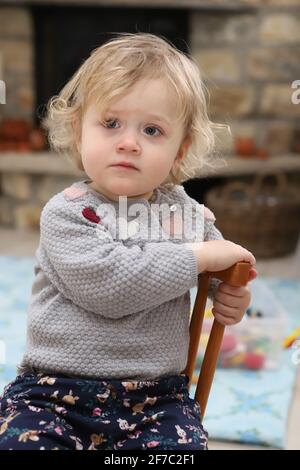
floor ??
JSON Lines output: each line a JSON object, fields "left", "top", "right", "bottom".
{"left": 0, "top": 227, "right": 299, "bottom": 450}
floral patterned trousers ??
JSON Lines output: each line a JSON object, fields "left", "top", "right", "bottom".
{"left": 0, "top": 372, "right": 208, "bottom": 450}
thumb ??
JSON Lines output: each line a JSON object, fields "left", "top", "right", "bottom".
{"left": 248, "top": 267, "right": 258, "bottom": 282}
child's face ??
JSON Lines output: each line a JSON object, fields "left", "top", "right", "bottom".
{"left": 79, "top": 78, "right": 190, "bottom": 201}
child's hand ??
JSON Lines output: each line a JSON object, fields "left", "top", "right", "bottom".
{"left": 184, "top": 240, "right": 256, "bottom": 274}
{"left": 212, "top": 267, "right": 257, "bottom": 326}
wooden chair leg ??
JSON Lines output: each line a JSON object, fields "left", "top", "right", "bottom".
{"left": 183, "top": 262, "right": 251, "bottom": 419}
{"left": 183, "top": 272, "right": 211, "bottom": 388}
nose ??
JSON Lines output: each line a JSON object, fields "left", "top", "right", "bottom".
{"left": 116, "top": 135, "right": 141, "bottom": 155}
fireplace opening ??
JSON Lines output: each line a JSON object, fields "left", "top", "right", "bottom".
{"left": 32, "top": 5, "right": 189, "bottom": 125}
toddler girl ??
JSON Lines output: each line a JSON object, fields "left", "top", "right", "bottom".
{"left": 0, "top": 33, "right": 256, "bottom": 450}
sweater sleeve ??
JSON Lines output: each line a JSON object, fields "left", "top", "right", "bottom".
{"left": 184, "top": 190, "right": 224, "bottom": 300}
{"left": 39, "top": 194, "right": 199, "bottom": 319}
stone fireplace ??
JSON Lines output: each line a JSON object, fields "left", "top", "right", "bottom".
{"left": 33, "top": 4, "right": 189, "bottom": 118}
{"left": 0, "top": 0, "right": 300, "bottom": 229}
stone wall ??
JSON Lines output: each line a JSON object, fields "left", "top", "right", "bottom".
{"left": 0, "top": 7, "right": 34, "bottom": 121}
{"left": 190, "top": 1, "right": 300, "bottom": 154}
{"left": 0, "top": 173, "right": 77, "bottom": 229}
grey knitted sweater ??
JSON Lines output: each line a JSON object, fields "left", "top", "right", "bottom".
{"left": 18, "top": 180, "right": 222, "bottom": 380}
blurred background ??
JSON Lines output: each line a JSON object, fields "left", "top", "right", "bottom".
{"left": 0, "top": 0, "right": 300, "bottom": 450}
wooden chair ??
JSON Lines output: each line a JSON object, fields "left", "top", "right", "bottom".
{"left": 183, "top": 262, "right": 251, "bottom": 419}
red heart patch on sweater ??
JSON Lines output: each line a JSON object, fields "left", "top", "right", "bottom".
{"left": 82, "top": 207, "right": 100, "bottom": 224}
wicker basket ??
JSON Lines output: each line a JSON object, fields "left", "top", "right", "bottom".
{"left": 205, "top": 172, "right": 300, "bottom": 258}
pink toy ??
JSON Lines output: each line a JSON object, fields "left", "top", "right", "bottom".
{"left": 244, "top": 352, "right": 266, "bottom": 370}
{"left": 221, "top": 334, "right": 238, "bottom": 353}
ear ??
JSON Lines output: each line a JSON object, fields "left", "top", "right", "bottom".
{"left": 173, "top": 134, "right": 192, "bottom": 167}
{"left": 72, "top": 117, "right": 82, "bottom": 153}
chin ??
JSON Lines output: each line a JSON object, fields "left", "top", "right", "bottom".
{"left": 109, "top": 182, "right": 144, "bottom": 197}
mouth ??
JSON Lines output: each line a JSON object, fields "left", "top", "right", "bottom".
{"left": 111, "top": 163, "right": 138, "bottom": 170}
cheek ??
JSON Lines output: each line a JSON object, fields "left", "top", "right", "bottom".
{"left": 150, "top": 140, "right": 179, "bottom": 163}
{"left": 157, "top": 144, "right": 181, "bottom": 173}
{"left": 80, "top": 139, "right": 100, "bottom": 172}
{"left": 146, "top": 156, "right": 174, "bottom": 181}
{"left": 81, "top": 130, "right": 104, "bottom": 158}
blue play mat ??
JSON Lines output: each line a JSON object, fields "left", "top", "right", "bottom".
{"left": 0, "top": 256, "right": 299, "bottom": 448}
{"left": 190, "top": 278, "right": 299, "bottom": 448}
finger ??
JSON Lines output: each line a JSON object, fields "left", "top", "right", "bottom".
{"left": 218, "top": 283, "right": 248, "bottom": 297}
{"left": 215, "top": 291, "right": 251, "bottom": 311}
{"left": 246, "top": 250, "right": 256, "bottom": 266}
{"left": 212, "top": 310, "right": 241, "bottom": 326}
{"left": 214, "top": 291, "right": 242, "bottom": 308}
{"left": 248, "top": 268, "right": 258, "bottom": 282}
{"left": 237, "top": 246, "right": 256, "bottom": 266}
{"left": 212, "top": 300, "right": 240, "bottom": 317}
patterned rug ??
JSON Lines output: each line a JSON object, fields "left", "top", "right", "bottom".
{"left": 0, "top": 256, "right": 299, "bottom": 448}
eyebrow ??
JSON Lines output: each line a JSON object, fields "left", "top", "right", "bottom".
{"left": 106, "top": 109, "right": 170, "bottom": 126}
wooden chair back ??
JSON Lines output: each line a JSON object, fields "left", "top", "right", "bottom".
{"left": 183, "top": 262, "right": 251, "bottom": 418}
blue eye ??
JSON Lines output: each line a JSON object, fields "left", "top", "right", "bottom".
{"left": 104, "top": 119, "right": 119, "bottom": 129}
{"left": 144, "top": 126, "right": 162, "bottom": 137}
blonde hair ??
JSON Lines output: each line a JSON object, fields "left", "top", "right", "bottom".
{"left": 44, "top": 32, "right": 226, "bottom": 185}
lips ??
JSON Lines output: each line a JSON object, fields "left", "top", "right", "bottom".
{"left": 111, "top": 162, "right": 138, "bottom": 170}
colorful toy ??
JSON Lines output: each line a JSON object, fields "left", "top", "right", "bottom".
{"left": 244, "top": 351, "right": 266, "bottom": 370}
{"left": 221, "top": 348, "right": 246, "bottom": 368}
{"left": 220, "top": 334, "right": 237, "bottom": 353}
{"left": 246, "top": 307, "right": 263, "bottom": 318}
{"left": 283, "top": 327, "right": 300, "bottom": 349}
{"left": 198, "top": 307, "right": 277, "bottom": 370}
{"left": 195, "top": 279, "right": 286, "bottom": 374}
